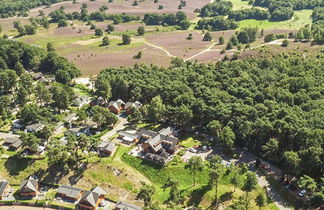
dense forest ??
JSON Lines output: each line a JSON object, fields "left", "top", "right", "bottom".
{"left": 0, "top": 0, "right": 69, "bottom": 18}
{"left": 96, "top": 53, "right": 324, "bottom": 184}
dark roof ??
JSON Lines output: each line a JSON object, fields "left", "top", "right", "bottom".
{"left": 116, "top": 201, "right": 142, "bottom": 210}
{"left": 0, "top": 180, "right": 9, "bottom": 196}
{"left": 80, "top": 191, "right": 99, "bottom": 207}
{"left": 57, "top": 185, "right": 82, "bottom": 199}
{"left": 64, "top": 113, "right": 78, "bottom": 122}
{"left": 20, "top": 176, "right": 38, "bottom": 193}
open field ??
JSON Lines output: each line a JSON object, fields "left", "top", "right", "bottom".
{"left": 238, "top": 10, "right": 313, "bottom": 30}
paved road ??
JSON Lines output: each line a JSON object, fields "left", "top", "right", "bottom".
{"left": 212, "top": 147, "right": 292, "bottom": 210}
{"left": 100, "top": 116, "right": 128, "bottom": 141}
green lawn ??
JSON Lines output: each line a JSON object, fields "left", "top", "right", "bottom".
{"left": 238, "top": 10, "right": 312, "bottom": 30}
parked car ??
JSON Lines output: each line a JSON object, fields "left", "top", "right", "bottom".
{"left": 189, "top": 148, "right": 197, "bottom": 153}
{"left": 298, "top": 189, "right": 306, "bottom": 197}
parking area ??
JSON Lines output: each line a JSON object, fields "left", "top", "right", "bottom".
{"left": 181, "top": 147, "right": 213, "bottom": 162}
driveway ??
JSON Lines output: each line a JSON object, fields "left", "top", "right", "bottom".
{"left": 212, "top": 147, "right": 292, "bottom": 210}
{"left": 100, "top": 115, "right": 128, "bottom": 141}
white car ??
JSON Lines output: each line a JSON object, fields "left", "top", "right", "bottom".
{"left": 298, "top": 190, "right": 306, "bottom": 197}
{"left": 189, "top": 148, "right": 197, "bottom": 153}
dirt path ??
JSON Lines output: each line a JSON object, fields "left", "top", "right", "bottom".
{"left": 185, "top": 41, "right": 217, "bottom": 61}
{"left": 142, "top": 41, "right": 175, "bottom": 57}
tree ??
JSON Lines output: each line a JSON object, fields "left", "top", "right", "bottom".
{"left": 208, "top": 120, "right": 222, "bottom": 139}
{"left": 101, "top": 36, "right": 110, "bottom": 46}
{"left": 128, "top": 108, "right": 142, "bottom": 124}
{"left": 107, "top": 24, "right": 115, "bottom": 33}
{"left": 281, "top": 39, "right": 289, "bottom": 47}
{"left": 243, "top": 172, "right": 258, "bottom": 193}
{"left": 187, "top": 156, "right": 204, "bottom": 186}
{"left": 298, "top": 175, "right": 317, "bottom": 193}
{"left": 0, "top": 25, "right": 2, "bottom": 34}
{"left": 19, "top": 104, "right": 40, "bottom": 124}
{"left": 137, "top": 182, "right": 155, "bottom": 206}
{"left": 179, "top": 20, "right": 190, "bottom": 30}
{"left": 91, "top": 105, "right": 118, "bottom": 127}
{"left": 58, "top": 19, "right": 68, "bottom": 27}
{"left": 122, "top": 34, "right": 131, "bottom": 45}
{"left": 261, "top": 138, "right": 280, "bottom": 162}
{"left": 283, "top": 151, "right": 301, "bottom": 175}
{"left": 219, "top": 36, "right": 225, "bottom": 44}
{"left": 47, "top": 43, "right": 55, "bottom": 52}
{"left": 226, "top": 41, "right": 233, "bottom": 50}
{"left": 35, "top": 82, "right": 51, "bottom": 105}
{"left": 21, "top": 133, "right": 41, "bottom": 153}
{"left": 255, "top": 192, "right": 267, "bottom": 209}
{"left": 52, "top": 85, "right": 74, "bottom": 112}
{"left": 137, "top": 26, "right": 145, "bottom": 36}
{"left": 132, "top": 0, "right": 138, "bottom": 6}
{"left": 219, "top": 126, "right": 235, "bottom": 148}
{"left": 209, "top": 163, "right": 224, "bottom": 203}
{"left": 16, "top": 86, "right": 29, "bottom": 106}
{"left": 264, "top": 33, "right": 276, "bottom": 43}
{"left": 147, "top": 95, "right": 166, "bottom": 123}
{"left": 163, "top": 178, "right": 182, "bottom": 204}
{"left": 95, "top": 28, "right": 103, "bottom": 37}
{"left": 231, "top": 173, "right": 240, "bottom": 192}
{"left": 203, "top": 32, "right": 213, "bottom": 41}
{"left": 95, "top": 77, "right": 111, "bottom": 101}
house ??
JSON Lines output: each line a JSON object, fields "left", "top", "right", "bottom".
{"left": 139, "top": 127, "right": 179, "bottom": 154}
{"left": 118, "top": 131, "right": 139, "bottom": 145}
{"left": 124, "top": 101, "right": 142, "bottom": 115}
{"left": 0, "top": 180, "right": 10, "bottom": 200}
{"left": 25, "top": 123, "right": 45, "bottom": 133}
{"left": 3, "top": 137, "right": 22, "bottom": 151}
{"left": 19, "top": 176, "right": 38, "bottom": 197}
{"left": 90, "top": 97, "right": 105, "bottom": 107}
{"left": 98, "top": 141, "right": 116, "bottom": 156}
{"left": 108, "top": 99, "right": 125, "bottom": 114}
{"left": 29, "top": 72, "right": 43, "bottom": 80}
{"left": 73, "top": 96, "right": 90, "bottom": 108}
{"left": 115, "top": 201, "right": 142, "bottom": 210}
{"left": 57, "top": 185, "right": 83, "bottom": 202}
{"left": 79, "top": 186, "right": 107, "bottom": 210}
{"left": 64, "top": 113, "right": 79, "bottom": 128}
{"left": 39, "top": 76, "right": 55, "bottom": 84}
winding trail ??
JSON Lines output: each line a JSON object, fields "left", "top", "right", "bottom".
{"left": 185, "top": 41, "right": 217, "bottom": 61}
{"left": 142, "top": 40, "right": 175, "bottom": 57}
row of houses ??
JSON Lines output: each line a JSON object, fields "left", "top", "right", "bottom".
{"left": 108, "top": 99, "right": 142, "bottom": 115}
{"left": 0, "top": 178, "right": 142, "bottom": 210}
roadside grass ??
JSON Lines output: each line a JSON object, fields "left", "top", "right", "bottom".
{"left": 238, "top": 10, "right": 312, "bottom": 30}
{"left": 229, "top": 0, "right": 254, "bottom": 10}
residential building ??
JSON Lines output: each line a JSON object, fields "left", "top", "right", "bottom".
{"left": 57, "top": 185, "right": 83, "bottom": 202}
{"left": 73, "top": 96, "right": 90, "bottom": 108}
{"left": 64, "top": 113, "right": 79, "bottom": 128}
{"left": 98, "top": 141, "right": 116, "bottom": 156}
{"left": 25, "top": 123, "right": 45, "bottom": 133}
{"left": 124, "top": 101, "right": 142, "bottom": 115}
{"left": 108, "top": 99, "right": 125, "bottom": 114}
{"left": 3, "top": 137, "right": 22, "bottom": 151}
{"left": 19, "top": 176, "right": 38, "bottom": 197}
{"left": 0, "top": 180, "right": 10, "bottom": 200}
{"left": 118, "top": 131, "right": 139, "bottom": 145}
{"left": 115, "top": 201, "right": 142, "bottom": 210}
{"left": 79, "top": 186, "right": 107, "bottom": 210}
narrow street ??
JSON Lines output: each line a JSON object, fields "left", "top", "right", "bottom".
{"left": 212, "top": 147, "right": 292, "bottom": 210}
{"left": 100, "top": 115, "right": 128, "bottom": 141}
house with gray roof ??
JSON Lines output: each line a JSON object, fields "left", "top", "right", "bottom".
{"left": 115, "top": 201, "right": 142, "bottom": 210}
{"left": 0, "top": 180, "right": 10, "bottom": 200}
{"left": 3, "top": 137, "right": 22, "bottom": 151}
{"left": 19, "top": 176, "right": 38, "bottom": 197}
{"left": 79, "top": 186, "right": 107, "bottom": 210}
{"left": 108, "top": 99, "right": 125, "bottom": 114}
{"left": 57, "top": 185, "right": 83, "bottom": 202}
{"left": 98, "top": 141, "right": 116, "bottom": 156}
{"left": 25, "top": 123, "right": 44, "bottom": 133}
{"left": 118, "top": 131, "right": 139, "bottom": 145}
{"left": 124, "top": 101, "right": 142, "bottom": 115}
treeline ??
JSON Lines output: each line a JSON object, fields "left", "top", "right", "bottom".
{"left": 228, "top": 8, "right": 269, "bottom": 21}
{"left": 143, "top": 12, "right": 190, "bottom": 29}
{"left": 49, "top": 7, "right": 139, "bottom": 24}
{"left": 0, "top": 0, "right": 69, "bottom": 18}
{"left": 95, "top": 53, "right": 324, "bottom": 185}
{"left": 196, "top": 17, "right": 238, "bottom": 31}
{"left": 199, "top": 0, "right": 324, "bottom": 22}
